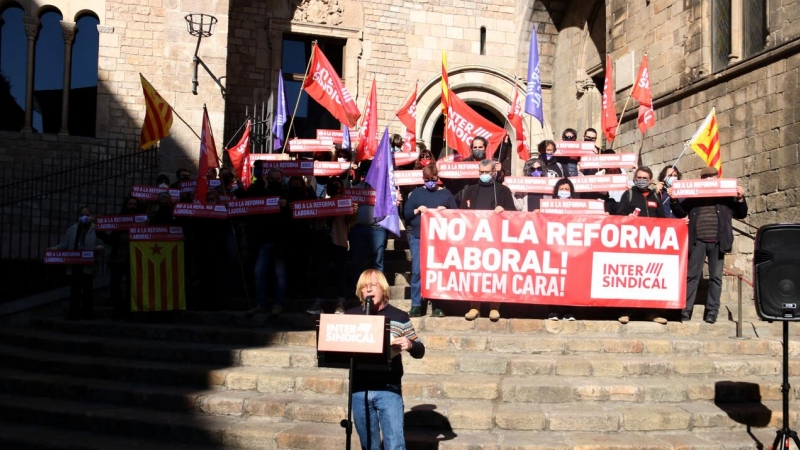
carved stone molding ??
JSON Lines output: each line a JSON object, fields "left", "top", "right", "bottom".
{"left": 23, "top": 17, "right": 40, "bottom": 40}
{"left": 575, "top": 77, "right": 596, "bottom": 94}
{"left": 61, "top": 21, "right": 77, "bottom": 43}
{"left": 290, "top": 0, "right": 344, "bottom": 26}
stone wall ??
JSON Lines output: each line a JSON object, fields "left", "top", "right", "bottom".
{"left": 607, "top": 0, "right": 800, "bottom": 285}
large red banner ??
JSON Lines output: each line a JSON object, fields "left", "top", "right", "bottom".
{"left": 421, "top": 210, "right": 687, "bottom": 309}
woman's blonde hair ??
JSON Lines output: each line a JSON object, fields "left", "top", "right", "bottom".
{"left": 355, "top": 269, "right": 390, "bottom": 303}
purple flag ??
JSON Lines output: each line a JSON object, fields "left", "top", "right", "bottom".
{"left": 524, "top": 25, "right": 544, "bottom": 124}
{"left": 341, "top": 124, "right": 352, "bottom": 150}
{"left": 365, "top": 127, "right": 400, "bottom": 236}
{"left": 272, "top": 70, "right": 287, "bottom": 151}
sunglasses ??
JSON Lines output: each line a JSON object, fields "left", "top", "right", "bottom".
{"left": 563, "top": 135, "right": 576, "bottom": 141}
{"left": 584, "top": 136, "right": 596, "bottom": 141}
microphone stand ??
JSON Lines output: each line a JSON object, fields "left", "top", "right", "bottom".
{"left": 342, "top": 296, "right": 374, "bottom": 450}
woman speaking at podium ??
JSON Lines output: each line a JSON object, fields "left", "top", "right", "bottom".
{"left": 346, "top": 269, "right": 426, "bottom": 449}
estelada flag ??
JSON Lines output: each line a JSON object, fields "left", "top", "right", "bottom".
{"left": 130, "top": 241, "right": 185, "bottom": 312}
{"left": 689, "top": 108, "right": 722, "bottom": 176}
{"left": 631, "top": 55, "right": 655, "bottom": 135}
{"left": 445, "top": 89, "right": 506, "bottom": 159}
{"left": 396, "top": 83, "right": 417, "bottom": 152}
{"left": 195, "top": 106, "right": 219, "bottom": 205}
{"left": 601, "top": 55, "right": 618, "bottom": 142}
{"left": 302, "top": 44, "right": 360, "bottom": 127}
{"left": 356, "top": 79, "right": 378, "bottom": 162}
{"left": 441, "top": 51, "right": 450, "bottom": 119}
{"left": 226, "top": 120, "right": 251, "bottom": 189}
{"left": 139, "top": 74, "right": 173, "bottom": 149}
{"left": 507, "top": 88, "right": 529, "bottom": 160}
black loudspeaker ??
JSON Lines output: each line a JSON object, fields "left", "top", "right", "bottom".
{"left": 754, "top": 224, "right": 800, "bottom": 321}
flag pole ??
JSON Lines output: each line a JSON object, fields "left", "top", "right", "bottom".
{"left": 284, "top": 41, "right": 315, "bottom": 152}
{"left": 172, "top": 108, "right": 201, "bottom": 141}
{"left": 225, "top": 118, "right": 249, "bottom": 149}
{"left": 611, "top": 91, "right": 632, "bottom": 150}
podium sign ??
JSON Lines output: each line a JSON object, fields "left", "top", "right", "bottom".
{"left": 317, "top": 314, "right": 386, "bottom": 354}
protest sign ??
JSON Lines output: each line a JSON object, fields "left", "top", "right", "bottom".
{"left": 421, "top": 210, "right": 687, "bottom": 309}
{"left": 96, "top": 214, "right": 149, "bottom": 231}
{"left": 131, "top": 185, "right": 179, "bottom": 201}
{"left": 393, "top": 152, "right": 419, "bottom": 166}
{"left": 227, "top": 197, "right": 281, "bottom": 216}
{"left": 292, "top": 197, "right": 354, "bottom": 218}
{"left": 314, "top": 161, "right": 351, "bottom": 176}
{"left": 344, "top": 187, "right": 377, "bottom": 205}
{"left": 578, "top": 153, "right": 638, "bottom": 169}
{"left": 129, "top": 226, "right": 184, "bottom": 241}
{"left": 539, "top": 199, "right": 606, "bottom": 215}
{"left": 394, "top": 170, "right": 424, "bottom": 186}
{"left": 553, "top": 141, "right": 596, "bottom": 157}
{"left": 44, "top": 250, "right": 94, "bottom": 265}
{"left": 173, "top": 203, "right": 228, "bottom": 219}
{"left": 262, "top": 160, "right": 316, "bottom": 176}
{"left": 670, "top": 178, "right": 739, "bottom": 198}
{"left": 286, "top": 138, "right": 334, "bottom": 152}
{"left": 569, "top": 175, "right": 629, "bottom": 192}
{"left": 437, "top": 161, "right": 481, "bottom": 179}
{"left": 503, "top": 176, "right": 558, "bottom": 194}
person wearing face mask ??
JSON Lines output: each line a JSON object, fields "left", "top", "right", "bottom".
{"left": 613, "top": 167, "right": 668, "bottom": 325}
{"left": 536, "top": 140, "right": 565, "bottom": 178}
{"left": 459, "top": 160, "right": 516, "bottom": 321}
{"left": 656, "top": 165, "right": 682, "bottom": 219}
{"left": 245, "top": 167, "right": 291, "bottom": 316}
{"left": 559, "top": 128, "right": 580, "bottom": 176}
{"left": 404, "top": 164, "right": 457, "bottom": 318}
{"left": 513, "top": 159, "right": 550, "bottom": 212}
{"left": 149, "top": 192, "right": 176, "bottom": 225}
{"left": 155, "top": 174, "right": 170, "bottom": 189}
{"left": 445, "top": 136, "right": 491, "bottom": 204}
{"left": 51, "top": 206, "right": 104, "bottom": 320}
{"left": 545, "top": 179, "right": 578, "bottom": 321}
{"left": 668, "top": 166, "right": 747, "bottom": 324}
{"left": 614, "top": 167, "right": 665, "bottom": 218}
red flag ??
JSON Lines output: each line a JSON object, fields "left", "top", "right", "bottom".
{"left": 195, "top": 107, "right": 217, "bottom": 205}
{"left": 397, "top": 83, "right": 417, "bottom": 153}
{"left": 601, "top": 55, "right": 618, "bottom": 142}
{"left": 445, "top": 89, "right": 506, "bottom": 159}
{"left": 631, "top": 55, "right": 655, "bottom": 135}
{"left": 226, "top": 121, "right": 251, "bottom": 189}
{"left": 356, "top": 79, "right": 378, "bottom": 162}
{"left": 507, "top": 89, "right": 529, "bottom": 160}
{"left": 302, "top": 44, "right": 360, "bottom": 127}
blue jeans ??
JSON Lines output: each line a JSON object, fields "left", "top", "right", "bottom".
{"left": 352, "top": 385, "right": 405, "bottom": 450}
{"left": 685, "top": 239, "right": 723, "bottom": 317}
{"left": 254, "top": 242, "right": 287, "bottom": 308}
{"left": 350, "top": 225, "right": 387, "bottom": 278}
{"left": 409, "top": 234, "right": 422, "bottom": 308}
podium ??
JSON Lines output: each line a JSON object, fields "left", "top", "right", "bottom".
{"left": 317, "top": 312, "right": 392, "bottom": 450}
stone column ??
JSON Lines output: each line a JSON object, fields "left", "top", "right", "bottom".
{"left": 59, "top": 21, "right": 76, "bottom": 136}
{"left": 22, "top": 17, "right": 39, "bottom": 133}
{"left": 729, "top": 0, "right": 743, "bottom": 63}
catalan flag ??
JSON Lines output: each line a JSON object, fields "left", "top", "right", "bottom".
{"left": 441, "top": 50, "right": 450, "bottom": 119}
{"left": 130, "top": 241, "right": 185, "bottom": 312}
{"left": 689, "top": 108, "right": 722, "bottom": 176}
{"left": 139, "top": 74, "right": 174, "bottom": 149}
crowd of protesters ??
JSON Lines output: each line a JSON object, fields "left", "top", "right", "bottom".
{"left": 56, "top": 130, "right": 746, "bottom": 326}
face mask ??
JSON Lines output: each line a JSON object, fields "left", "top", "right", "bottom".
{"left": 158, "top": 183, "right": 168, "bottom": 188}
{"left": 424, "top": 180, "right": 438, "bottom": 191}
{"left": 479, "top": 174, "right": 493, "bottom": 183}
{"left": 634, "top": 179, "right": 650, "bottom": 190}
{"left": 557, "top": 191, "right": 571, "bottom": 199}
{"left": 545, "top": 154, "right": 553, "bottom": 161}
{"left": 79, "top": 215, "right": 91, "bottom": 225}
{"left": 472, "top": 150, "right": 486, "bottom": 160}
{"left": 268, "top": 181, "right": 282, "bottom": 191}
{"left": 420, "top": 159, "right": 431, "bottom": 167}
{"left": 531, "top": 169, "right": 542, "bottom": 177}
{"left": 665, "top": 176, "right": 677, "bottom": 187}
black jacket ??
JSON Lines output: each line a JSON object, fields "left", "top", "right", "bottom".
{"left": 614, "top": 187, "right": 665, "bottom": 218}
{"left": 460, "top": 181, "right": 516, "bottom": 211}
{"left": 670, "top": 195, "right": 748, "bottom": 254}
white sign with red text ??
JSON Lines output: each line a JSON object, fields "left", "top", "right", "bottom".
{"left": 317, "top": 314, "right": 385, "bottom": 354}
{"left": 314, "top": 161, "right": 351, "bottom": 176}
{"left": 262, "top": 160, "right": 316, "bottom": 176}
{"left": 553, "top": 141, "right": 597, "bottom": 157}
{"left": 569, "top": 175, "right": 629, "bottom": 192}
{"left": 503, "top": 176, "right": 559, "bottom": 194}
{"left": 131, "top": 185, "right": 180, "bottom": 201}
{"left": 539, "top": 199, "right": 606, "bottom": 215}
{"left": 316, "top": 129, "right": 357, "bottom": 144}
{"left": 286, "top": 138, "right": 334, "bottom": 152}
{"left": 578, "top": 153, "right": 638, "bottom": 169}
{"left": 292, "top": 197, "right": 353, "bottom": 218}
{"left": 173, "top": 203, "right": 228, "bottom": 219}
{"left": 437, "top": 161, "right": 481, "bottom": 179}
{"left": 420, "top": 210, "right": 687, "bottom": 309}
{"left": 394, "top": 170, "right": 424, "bottom": 186}
{"left": 344, "top": 188, "right": 377, "bottom": 205}
{"left": 670, "top": 178, "right": 739, "bottom": 198}
{"left": 393, "top": 152, "right": 419, "bottom": 166}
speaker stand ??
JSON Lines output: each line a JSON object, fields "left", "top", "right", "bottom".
{"left": 772, "top": 321, "right": 800, "bottom": 450}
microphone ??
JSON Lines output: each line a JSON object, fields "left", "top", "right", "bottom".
{"left": 364, "top": 296, "right": 374, "bottom": 315}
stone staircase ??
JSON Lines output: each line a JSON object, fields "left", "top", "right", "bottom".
{"left": 0, "top": 237, "right": 796, "bottom": 449}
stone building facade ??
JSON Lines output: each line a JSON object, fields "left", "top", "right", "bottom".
{"left": 1, "top": 0, "right": 798, "bottom": 287}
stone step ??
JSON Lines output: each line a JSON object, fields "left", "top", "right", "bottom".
{"left": 7, "top": 327, "right": 796, "bottom": 377}
{"left": 0, "top": 395, "right": 782, "bottom": 449}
